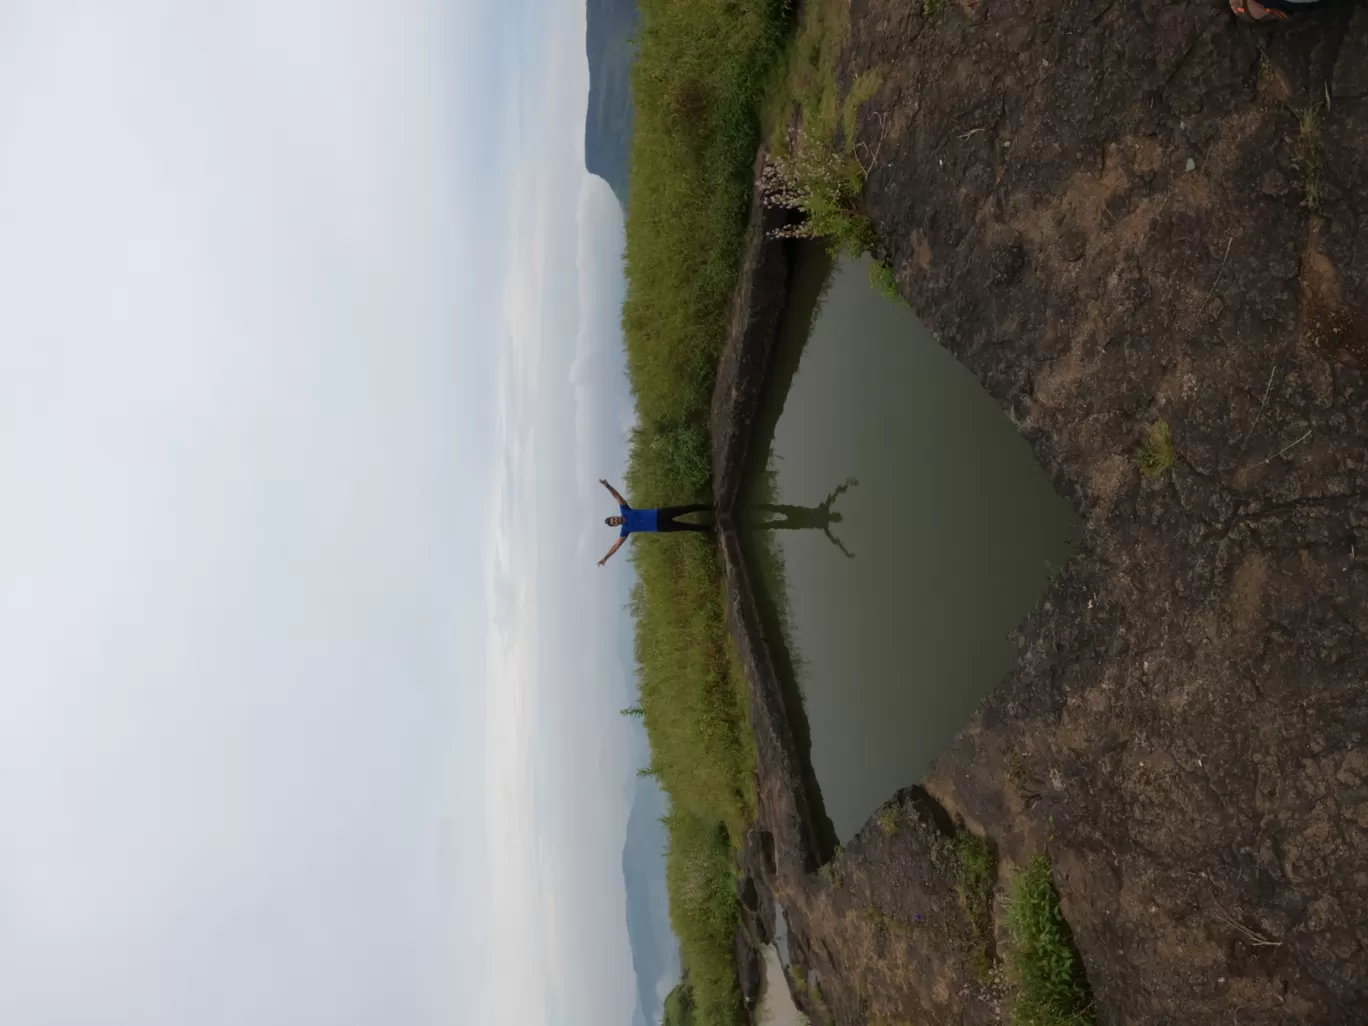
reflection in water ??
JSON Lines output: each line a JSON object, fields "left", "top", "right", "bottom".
{"left": 741, "top": 247, "right": 1080, "bottom": 842}
{"left": 748, "top": 478, "right": 859, "bottom": 559}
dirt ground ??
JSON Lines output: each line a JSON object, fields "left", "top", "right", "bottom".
{"left": 716, "top": 2, "right": 1368, "bottom": 1024}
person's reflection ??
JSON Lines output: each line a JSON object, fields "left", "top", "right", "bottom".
{"left": 749, "top": 478, "right": 858, "bottom": 558}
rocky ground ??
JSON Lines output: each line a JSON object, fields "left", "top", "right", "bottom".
{"left": 712, "top": 2, "right": 1368, "bottom": 1024}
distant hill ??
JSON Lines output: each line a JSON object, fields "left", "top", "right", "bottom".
{"left": 622, "top": 770, "right": 677, "bottom": 1026}
{"left": 584, "top": 0, "right": 637, "bottom": 208}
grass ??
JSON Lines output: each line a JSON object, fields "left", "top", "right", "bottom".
{"left": 664, "top": 811, "right": 752, "bottom": 1026}
{"left": 624, "top": 0, "right": 791, "bottom": 426}
{"left": 630, "top": 529, "right": 758, "bottom": 1026}
{"left": 818, "top": 844, "right": 845, "bottom": 888}
{"left": 955, "top": 832, "right": 998, "bottom": 979}
{"left": 869, "top": 260, "right": 901, "bottom": 301}
{"left": 761, "top": 145, "right": 872, "bottom": 255}
{"left": 758, "top": 0, "right": 886, "bottom": 257}
{"left": 877, "top": 803, "right": 901, "bottom": 836}
{"left": 1137, "top": 419, "right": 1177, "bottom": 479}
{"left": 619, "top": 0, "right": 896, "bottom": 1020}
{"left": 621, "top": 2, "right": 792, "bottom": 1024}
{"left": 1005, "top": 857, "right": 1095, "bottom": 1026}
{"left": 663, "top": 982, "right": 696, "bottom": 1026}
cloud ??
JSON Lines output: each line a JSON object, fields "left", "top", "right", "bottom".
{"left": 477, "top": 4, "right": 646, "bottom": 1024}
{"left": 571, "top": 175, "right": 633, "bottom": 504}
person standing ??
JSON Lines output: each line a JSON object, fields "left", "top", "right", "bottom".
{"left": 596, "top": 479, "right": 713, "bottom": 566}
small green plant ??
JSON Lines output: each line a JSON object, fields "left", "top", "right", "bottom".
{"left": 662, "top": 982, "right": 696, "bottom": 1026}
{"left": 924, "top": 0, "right": 948, "bottom": 19}
{"left": 818, "top": 844, "right": 845, "bottom": 888}
{"left": 877, "top": 803, "right": 901, "bottom": 836}
{"left": 1137, "top": 419, "right": 1176, "bottom": 479}
{"left": 1005, "top": 857, "right": 1095, "bottom": 1026}
{"left": 760, "top": 141, "right": 874, "bottom": 256}
{"left": 955, "top": 832, "right": 998, "bottom": 978}
{"left": 869, "top": 260, "right": 901, "bottom": 301}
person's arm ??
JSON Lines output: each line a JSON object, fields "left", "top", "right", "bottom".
{"left": 598, "top": 537, "right": 627, "bottom": 567}
{"left": 599, "top": 478, "right": 628, "bottom": 506}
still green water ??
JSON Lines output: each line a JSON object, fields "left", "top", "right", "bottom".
{"left": 740, "top": 249, "right": 1080, "bottom": 843}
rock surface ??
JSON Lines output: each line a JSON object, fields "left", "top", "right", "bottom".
{"left": 712, "top": 3, "right": 1368, "bottom": 1024}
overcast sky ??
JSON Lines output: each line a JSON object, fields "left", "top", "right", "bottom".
{"left": 0, "top": 3, "right": 647, "bottom": 1025}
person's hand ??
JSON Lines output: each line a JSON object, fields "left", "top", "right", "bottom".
{"left": 599, "top": 478, "right": 609, "bottom": 486}
{"left": 597, "top": 558, "right": 606, "bottom": 567}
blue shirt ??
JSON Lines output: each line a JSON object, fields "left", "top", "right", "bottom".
{"left": 620, "top": 505, "right": 658, "bottom": 536}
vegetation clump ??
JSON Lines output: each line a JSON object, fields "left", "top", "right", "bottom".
{"left": 1137, "top": 418, "right": 1177, "bottom": 479}
{"left": 955, "top": 832, "right": 998, "bottom": 978}
{"left": 664, "top": 813, "right": 751, "bottom": 1026}
{"left": 760, "top": 143, "right": 873, "bottom": 255}
{"left": 622, "top": 2, "right": 789, "bottom": 1023}
{"left": 869, "top": 260, "right": 901, "bottom": 302}
{"left": 1005, "top": 857, "right": 1095, "bottom": 1026}
{"left": 619, "top": 0, "right": 898, "bottom": 1020}
{"left": 877, "top": 803, "right": 901, "bottom": 836}
{"left": 662, "top": 982, "right": 696, "bottom": 1026}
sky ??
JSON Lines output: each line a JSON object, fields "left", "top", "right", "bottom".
{"left": 0, "top": 3, "right": 654, "bottom": 1025}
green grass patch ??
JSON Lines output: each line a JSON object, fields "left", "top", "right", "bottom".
{"left": 619, "top": 0, "right": 899, "bottom": 1019}
{"left": 955, "top": 832, "right": 998, "bottom": 978}
{"left": 664, "top": 812, "right": 750, "bottom": 1026}
{"left": 759, "top": 0, "right": 884, "bottom": 256}
{"left": 624, "top": 0, "right": 791, "bottom": 426}
{"left": 662, "top": 982, "right": 696, "bottom": 1026}
{"left": 630, "top": 530, "right": 756, "bottom": 840}
{"left": 1137, "top": 418, "right": 1176, "bottom": 479}
{"left": 763, "top": 0, "right": 851, "bottom": 146}
{"left": 1005, "top": 857, "right": 1095, "bottom": 1026}
{"left": 622, "top": 4, "right": 793, "bottom": 1023}
{"left": 876, "top": 803, "right": 900, "bottom": 836}
{"left": 869, "top": 260, "right": 901, "bottom": 301}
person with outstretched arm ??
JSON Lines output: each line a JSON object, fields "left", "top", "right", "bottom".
{"left": 597, "top": 478, "right": 712, "bottom": 566}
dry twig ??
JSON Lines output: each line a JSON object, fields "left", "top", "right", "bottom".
{"left": 854, "top": 111, "right": 890, "bottom": 177}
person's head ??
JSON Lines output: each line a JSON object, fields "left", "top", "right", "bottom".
{"left": 606, "top": 515, "right": 624, "bottom": 527}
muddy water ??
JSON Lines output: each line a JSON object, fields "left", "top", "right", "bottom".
{"left": 740, "top": 247, "right": 1080, "bottom": 843}
{"left": 754, "top": 944, "right": 805, "bottom": 1026}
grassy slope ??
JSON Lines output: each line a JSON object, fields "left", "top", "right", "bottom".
{"left": 621, "top": 2, "right": 789, "bottom": 1025}
{"left": 624, "top": 0, "right": 790, "bottom": 426}
{"left": 622, "top": 1, "right": 893, "bottom": 1020}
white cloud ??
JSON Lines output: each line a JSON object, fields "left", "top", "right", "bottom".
{"left": 478, "top": 3, "right": 645, "bottom": 1024}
